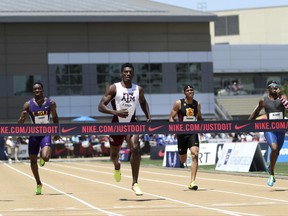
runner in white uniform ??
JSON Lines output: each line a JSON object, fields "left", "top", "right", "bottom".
{"left": 98, "top": 63, "right": 151, "bottom": 196}
{"left": 111, "top": 82, "right": 139, "bottom": 123}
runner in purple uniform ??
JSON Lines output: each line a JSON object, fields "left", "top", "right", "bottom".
{"left": 18, "top": 81, "right": 60, "bottom": 195}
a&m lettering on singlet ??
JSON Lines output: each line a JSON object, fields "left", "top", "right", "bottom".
{"left": 121, "top": 92, "right": 135, "bottom": 108}
{"left": 121, "top": 92, "right": 136, "bottom": 103}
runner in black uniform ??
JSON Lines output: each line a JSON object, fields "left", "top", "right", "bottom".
{"left": 169, "top": 85, "right": 202, "bottom": 190}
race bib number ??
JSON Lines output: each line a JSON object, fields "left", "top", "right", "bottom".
{"left": 183, "top": 116, "right": 196, "bottom": 122}
{"left": 269, "top": 112, "right": 283, "bottom": 119}
{"left": 34, "top": 115, "right": 49, "bottom": 124}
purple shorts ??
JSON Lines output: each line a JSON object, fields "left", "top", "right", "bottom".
{"left": 28, "top": 136, "right": 51, "bottom": 155}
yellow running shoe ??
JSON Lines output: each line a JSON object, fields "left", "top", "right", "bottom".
{"left": 267, "top": 175, "right": 275, "bottom": 187}
{"left": 35, "top": 184, "right": 42, "bottom": 195}
{"left": 39, "top": 157, "right": 45, "bottom": 167}
{"left": 114, "top": 170, "right": 121, "bottom": 182}
{"left": 188, "top": 181, "right": 198, "bottom": 191}
{"left": 132, "top": 183, "right": 143, "bottom": 196}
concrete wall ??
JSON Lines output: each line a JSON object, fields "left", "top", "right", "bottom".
{"left": 210, "top": 6, "right": 288, "bottom": 45}
{"left": 0, "top": 22, "right": 214, "bottom": 122}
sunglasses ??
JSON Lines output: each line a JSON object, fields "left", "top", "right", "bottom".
{"left": 268, "top": 83, "right": 279, "bottom": 89}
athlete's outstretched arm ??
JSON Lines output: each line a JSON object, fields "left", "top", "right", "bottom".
{"left": 249, "top": 98, "right": 264, "bottom": 120}
{"left": 196, "top": 102, "right": 203, "bottom": 121}
{"left": 98, "top": 84, "right": 129, "bottom": 118}
{"left": 18, "top": 101, "right": 29, "bottom": 124}
{"left": 169, "top": 100, "right": 180, "bottom": 122}
{"left": 50, "top": 100, "right": 59, "bottom": 124}
{"left": 138, "top": 86, "right": 151, "bottom": 122}
{"left": 50, "top": 100, "right": 61, "bottom": 141}
{"left": 277, "top": 89, "right": 288, "bottom": 109}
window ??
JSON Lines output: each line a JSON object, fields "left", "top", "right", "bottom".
{"left": 96, "top": 64, "right": 121, "bottom": 94}
{"left": 215, "top": 15, "right": 239, "bottom": 36}
{"left": 96, "top": 63, "right": 163, "bottom": 94}
{"left": 213, "top": 74, "right": 282, "bottom": 96}
{"left": 56, "top": 65, "right": 82, "bottom": 95}
{"left": 13, "top": 75, "right": 42, "bottom": 96}
{"left": 135, "top": 64, "right": 162, "bottom": 93}
{"left": 176, "top": 63, "right": 202, "bottom": 92}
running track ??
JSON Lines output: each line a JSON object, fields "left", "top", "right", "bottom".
{"left": 0, "top": 158, "right": 287, "bottom": 216}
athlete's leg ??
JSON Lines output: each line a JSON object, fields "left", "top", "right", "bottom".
{"left": 28, "top": 137, "right": 41, "bottom": 185}
{"left": 41, "top": 146, "right": 51, "bottom": 162}
{"left": 189, "top": 145, "right": 199, "bottom": 183}
{"left": 30, "top": 154, "right": 41, "bottom": 185}
{"left": 265, "top": 132, "right": 278, "bottom": 175}
{"left": 178, "top": 154, "right": 187, "bottom": 164}
{"left": 269, "top": 132, "right": 285, "bottom": 175}
{"left": 269, "top": 143, "right": 278, "bottom": 176}
{"left": 40, "top": 136, "right": 52, "bottom": 162}
{"left": 128, "top": 134, "right": 141, "bottom": 185}
{"left": 177, "top": 134, "right": 188, "bottom": 164}
{"left": 110, "top": 145, "right": 122, "bottom": 169}
{"left": 128, "top": 134, "right": 144, "bottom": 195}
{"left": 109, "top": 135, "right": 123, "bottom": 170}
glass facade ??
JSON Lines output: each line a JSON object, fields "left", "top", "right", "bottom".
{"left": 47, "top": 63, "right": 288, "bottom": 97}
{"left": 96, "top": 63, "right": 163, "bottom": 94}
{"left": 176, "top": 63, "right": 202, "bottom": 92}
{"left": 214, "top": 73, "right": 288, "bottom": 96}
{"left": 96, "top": 64, "right": 121, "bottom": 94}
{"left": 135, "top": 64, "right": 162, "bottom": 94}
{"left": 56, "top": 64, "right": 83, "bottom": 95}
{"left": 13, "top": 75, "right": 42, "bottom": 96}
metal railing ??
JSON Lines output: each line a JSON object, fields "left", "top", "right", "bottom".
{"left": 214, "top": 98, "right": 233, "bottom": 120}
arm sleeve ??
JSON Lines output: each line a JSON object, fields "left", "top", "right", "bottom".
{"left": 279, "top": 96, "right": 288, "bottom": 109}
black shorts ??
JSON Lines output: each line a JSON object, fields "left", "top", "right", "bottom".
{"left": 177, "top": 134, "right": 199, "bottom": 155}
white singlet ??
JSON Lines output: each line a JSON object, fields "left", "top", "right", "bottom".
{"left": 113, "top": 82, "right": 139, "bottom": 123}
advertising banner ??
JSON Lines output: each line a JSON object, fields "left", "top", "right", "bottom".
{"left": 216, "top": 142, "right": 266, "bottom": 172}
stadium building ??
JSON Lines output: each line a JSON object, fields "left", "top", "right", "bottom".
{"left": 0, "top": 0, "right": 217, "bottom": 122}
{"left": 210, "top": 6, "right": 288, "bottom": 119}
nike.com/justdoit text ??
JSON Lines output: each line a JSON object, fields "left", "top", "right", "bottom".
{"left": 169, "top": 123, "right": 232, "bottom": 132}
{"left": 82, "top": 125, "right": 146, "bottom": 133}
{"left": 0, "top": 125, "right": 58, "bottom": 135}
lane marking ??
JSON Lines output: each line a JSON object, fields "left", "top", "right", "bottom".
{"left": 47, "top": 163, "right": 261, "bottom": 216}
{"left": 56, "top": 162, "right": 288, "bottom": 203}
{"left": 4, "top": 163, "right": 122, "bottom": 216}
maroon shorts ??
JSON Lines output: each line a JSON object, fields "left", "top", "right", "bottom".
{"left": 110, "top": 116, "right": 136, "bottom": 146}
{"left": 109, "top": 135, "right": 126, "bottom": 146}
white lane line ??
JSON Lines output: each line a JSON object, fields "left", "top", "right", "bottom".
{"left": 77, "top": 163, "right": 265, "bottom": 183}
{"left": 57, "top": 162, "right": 288, "bottom": 203}
{"left": 47, "top": 163, "right": 260, "bottom": 216}
{"left": 3, "top": 163, "right": 122, "bottom": 216}
{"left": 212, "top": 202, "right": 276, "bottom": 207}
